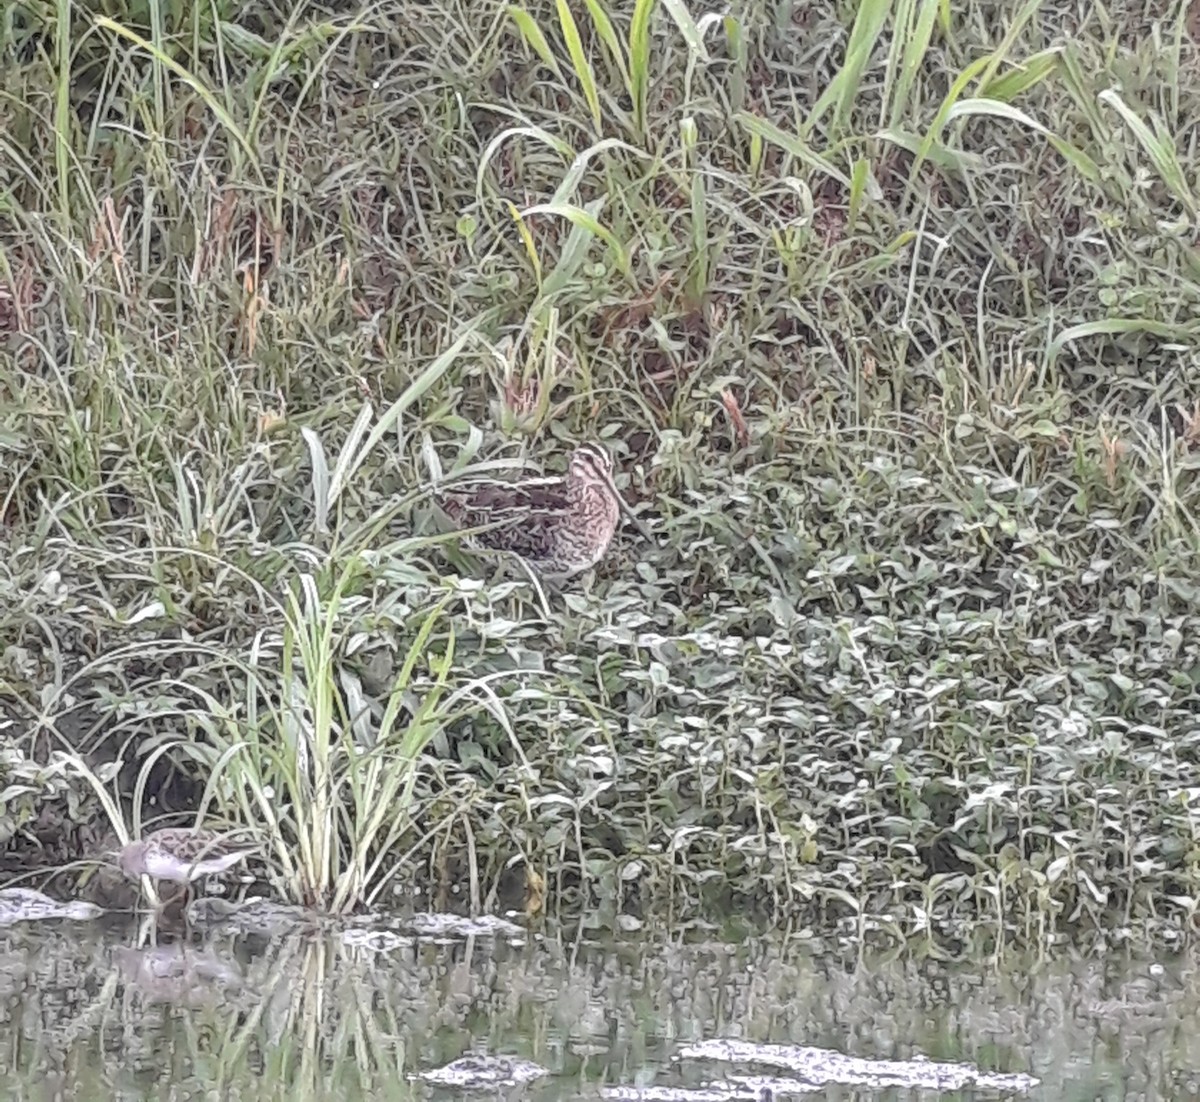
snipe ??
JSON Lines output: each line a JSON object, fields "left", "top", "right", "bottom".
{"left": 438, "top": 443, "right": 649, "bottom": 580}
{"left": 117, "top": 828, "right": 256, "bottom": 906}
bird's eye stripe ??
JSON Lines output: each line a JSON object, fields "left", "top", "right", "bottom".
{"left": 578, "top": 444, "right": 610, "bottom": 468}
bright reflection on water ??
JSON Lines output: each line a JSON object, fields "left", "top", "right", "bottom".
{"left": 0, "top": 916, "right": 1194, "bottom": 1100}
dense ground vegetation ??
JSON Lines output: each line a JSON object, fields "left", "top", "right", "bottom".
{"left": 2, "top": 0, "right": 1200, "bottom": 943}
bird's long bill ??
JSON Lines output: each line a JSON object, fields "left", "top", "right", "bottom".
{"left": 601, "top": 470, "right": 654, "bottom": 541}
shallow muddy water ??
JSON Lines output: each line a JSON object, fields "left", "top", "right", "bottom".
{"left": 0, "top": 911, "right": 1193, "bottom": 1100}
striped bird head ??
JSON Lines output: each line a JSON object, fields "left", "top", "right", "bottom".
{"left": 567, "top": 443, "right": 616, "bottom": 496}
{"left": 566, "top": 443, "right": 652, "bottom": 540}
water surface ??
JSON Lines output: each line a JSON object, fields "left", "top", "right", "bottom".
{"left": 0, "top": 914, "right": 1193, "bottom": 1100}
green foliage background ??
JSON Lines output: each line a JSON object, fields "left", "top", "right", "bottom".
{"left": 2, "top": 0, "right": 1200, "bottom": 940}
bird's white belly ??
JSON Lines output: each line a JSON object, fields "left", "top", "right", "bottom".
{"left": 144, "top": 849, "right": 244, "bottom": 881}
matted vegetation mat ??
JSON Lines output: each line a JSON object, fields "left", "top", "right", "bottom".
{"left": 2, "top": 0, "right": 1200, "bottom": 944}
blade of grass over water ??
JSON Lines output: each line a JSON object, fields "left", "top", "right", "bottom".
{"left": 230, "top": 564, "right": 464, "bottom": 911}
{"left": 331, "top": 599, "right": 455, "bottom": 913}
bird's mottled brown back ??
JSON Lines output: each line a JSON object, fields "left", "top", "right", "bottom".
{"left": 438, "top": 443, "right": 624, "bottom": 576}
{"left": 441, "top": 480, "right": 571, "bottom": 559}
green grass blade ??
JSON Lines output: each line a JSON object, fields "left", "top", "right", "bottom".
{"left": 806, "top": 0, "right": 890, "bottom": 135}
{"left": 887, "top": 0, "right": 941, "bottom": 129}
{"left": 661, "top": 0, "right": 709, "bottom": 59}
{"left": 508, "top": 201, "right": 544, "bottom": 290}
{"left": 53, "top": 0, "right": 72, "bottom": 220}
{"left": 736, "top": 112, "right": 853, "bottom": 187}
{"left": 354, "top": 328, "right": 477, "bottom": 466}
{"left": 945, "top": 97, "right": 1051, "bottom": 135}
{"left": 942, "top": 96, "right": 1102, "bottom": 190}
{"left": 848, "top": 156, "right": 871, "bottom": 232}
{"left": 937, "top": 0, "right": 953, "bottom": 37}
{"left": 682, "top": 117, "right": 708, "bottom": 300}
{"left": 904, "top": 53, "right": 994, "bottom": 188}
{"left": 94, "top": 15, "right": 259, "bottom": 172}
{"left": 557, "top": 0, "right": 602, "bottom": 130}
{"left": 629, "top": 0, "right": 657, "bottom": 137}
{"left": 1047, "top": 318, "right": 1196, "bottom": 369}
{"left": 877, "top": 128, "right": 984, "bottom": 172}
{"left": 521, "top": 200, "right": 632, "bottom": 284}
{"left": 328, "top": 403, "right": 375, "bottom": 515}
{"left": 541, "top": 200, "right": 602, "bottom": 299}
{"left": 550, "top": 138, "right": 647, "bottom": 206}
{"left": 1058, "top": 43, "right": 1109, "bottom": 139}
{"left": 505, "top": 4, "right": 563, "bottom": 77}
{"left": 979, "top": 47, "right": 1062, "bottom": 103}
{"left": 582, "top": 0, "right": 631, "bottom": 88}
{"left": 1046, "top": 136, "right": 1103, "bottom": 185}
{"left": 1099, "top": 89, "right": 1196, "bottom": 215}
{"left": 301, "top": 427, "right": 332, "bottom": 534}
{"left": 724, "top": 13, "right": 746, "bottom": 112}
{"left": 972, "top": 0, "right": 1044, "bottom": 94}
{"left": 476, "top": 125, "right": 575, "bottom": 204}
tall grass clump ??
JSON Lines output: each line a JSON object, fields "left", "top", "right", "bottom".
{"left": 206, "top": 570, "right": 459, "bottom": 913}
